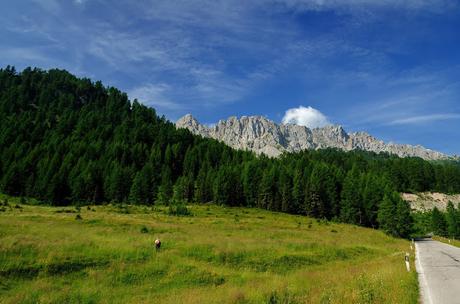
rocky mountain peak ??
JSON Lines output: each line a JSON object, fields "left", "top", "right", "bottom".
{"left": 176, "top": 114, "right": 452, "bottom": 160}
{"left": 176, "top": 113, "right": 198, "bottom": 126}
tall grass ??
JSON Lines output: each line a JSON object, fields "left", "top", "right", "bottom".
{"left": 0, "top": 200, "right": 418, "bottom": 303}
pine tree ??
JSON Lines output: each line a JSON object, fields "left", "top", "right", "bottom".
{"left": 172, "top": 176, "right": 187, "bottom": 203}
{"left": 258, "top": 166, "right": 276, "bottom": 210}
{"left": 377, "top": 191, "right": 412, "bottom": 238}
{"left": 340, "top": 166, "right": 363, "bottom": 225}
{"left": 193, "top": 165, "right": 208, "bottom": 203}
{"left": 431, "top": 207, "right": 447, "bottom": 237}
{"left": 242, "top": 161, "right": 260, "bottom": 207}
{"left": 361, "top": 174, "right": 386, "bottom": 228}
{"left": 278, "top": 168, "right": 292, "bottom": 213}
{"left": 129, "top": 165, "right": 153, "bottom": 204}
{"left": 156, "top": 166, "right": 173, "bottom": 205}
{"left": 377, "top": 193, "right": 396, "bottom": 236}
{"left": 446, "top": 201, "right": 459, "bottom": 239}
{"left": 106, "top": 163, "right": 131, "bottom": 203}
{"left": 394, "top": 196, "right": 413, "bottom": 238}
{"left": 291, "top": 170, "right": 304, "bottom": 214}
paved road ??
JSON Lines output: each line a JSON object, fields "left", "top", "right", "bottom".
{"left": 415, "top": 239, "right": 460, "bottom": 304}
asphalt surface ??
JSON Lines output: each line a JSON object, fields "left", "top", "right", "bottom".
{"left": 415, "top": 238, "right": 460, "bottom": 304}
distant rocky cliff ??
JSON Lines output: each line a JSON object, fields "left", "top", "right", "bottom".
{"left": 176, "top": 114, "right": 451, "bottom": 160}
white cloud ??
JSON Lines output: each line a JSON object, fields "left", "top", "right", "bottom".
{"left": 282, "top": 106, "right": 330, "bottom": 128}
{"left": 388, "top": 114, "right": 460, "bottom": 125}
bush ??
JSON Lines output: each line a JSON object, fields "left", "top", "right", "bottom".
{"left": 140, "top": 226, "right": 149, "bottom": 233}
{"left": 168, "top": 203, "right": 192, "bottom": 216}
{"left": 75, "top": 214, "right": 83, "bottom": 220}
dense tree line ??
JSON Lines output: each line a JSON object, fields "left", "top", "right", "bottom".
{"left": 1, "top": 67, "right": 460, "bottom": 238}
{"left": 413, "top": 202, "right": 460, "bottom": 239}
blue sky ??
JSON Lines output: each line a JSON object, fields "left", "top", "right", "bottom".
{"left": 1, "top": 1, "right": 460, "bottom": 155}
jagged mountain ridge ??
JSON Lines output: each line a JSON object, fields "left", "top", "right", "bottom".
{"left": 176, "top": 114, "right": 450, "bottom": 160}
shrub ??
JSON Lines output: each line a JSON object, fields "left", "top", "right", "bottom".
{"left": 168, "top": 203, "right": 192, "bottom": 216}
{"left": 140, "top": 226, "right": 149, "bottom": 233}
{"left": 75, "top": 214, "right": 83, "bottom": 220}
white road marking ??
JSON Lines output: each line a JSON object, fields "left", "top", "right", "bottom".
{"left": 415, "top": 242, "right": 433, "bottom": 304}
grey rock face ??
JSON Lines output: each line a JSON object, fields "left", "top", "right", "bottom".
{"left": 176, "top": 114, "right": 451, "bottom": 160}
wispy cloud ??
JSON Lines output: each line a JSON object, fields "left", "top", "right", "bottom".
{"left": 341, "top": 63, "right": 460, "bottom": 129}
{"left": 128, "top": 84, "right": 184, "bottom": 111}
{"left": 272, "top": 0, "right": 457, "bottom": 13}
{"left": 1, "top": 0, "right": 458, "bottom": 126}
{"left": 388, "top": 114, "right": 460, "bottom": 125}
{"left": 31, "top": 0, "right": 61, "bottom": 14}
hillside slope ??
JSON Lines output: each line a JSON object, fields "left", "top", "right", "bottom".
{"left": 403, "top": 192, "right": 460, "bottom": 211}
{"left": 1, "top": 66, "right": 460, "bottom": 235}
{"left": 0, "top": 201, "right": 418, "bottom": 303}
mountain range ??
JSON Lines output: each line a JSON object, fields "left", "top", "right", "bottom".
{"left": 176, "top": 114, "right": 452, "bottom": 160}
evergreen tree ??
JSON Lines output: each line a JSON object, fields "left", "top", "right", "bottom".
{"left": 340, "top": 166, "right": 363, "bottom": 225}
{"left": 278, "top": 167, "right": 292, "bottom": 213}
{"left": 377, "top": 191, "right": 412, "bottom": 238}
{"left": 242, "top": 161, "right": 260, "bottom": 207}
{"left": 291, "top": 170, "right": 304, "bottom": 214}
{"left": 431, "top": 207, "right": 447, "bottom": 237}
{"left": 377, "top": 193, "right": 397, "bottom": 236}
{"left": 193, "top": 165, "right": 209, "bottom": 203}
{"left": 172, "top": 176, "right": 188, "bottom": 203}
{"left": 106, "top": 163, "right": 129, "bottom": 203}
{"left": 258, "top": 166, "right": 277, "bottom": 210}
{"left": 156, "top": 166, "right": 173, "bottom": 204}
{"left": 394, "top": 197, "right": 413, "bottom": 238}
{"left": 129, "top": 164, "right": 154, "bottom": 204}
{"left": 446, "top": 201, "right": 460, "bottom": 239}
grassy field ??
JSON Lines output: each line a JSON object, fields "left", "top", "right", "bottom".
{"left": 0, "top": 197, "right": 418, "bottom": 303}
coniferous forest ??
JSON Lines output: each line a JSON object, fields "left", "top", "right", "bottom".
{"left": 2, "top": 67, "right": 460, "bottom": 238}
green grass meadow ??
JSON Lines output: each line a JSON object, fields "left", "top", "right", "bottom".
{"left": 0, "top": 198, "right": 418, "bottom": 303}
